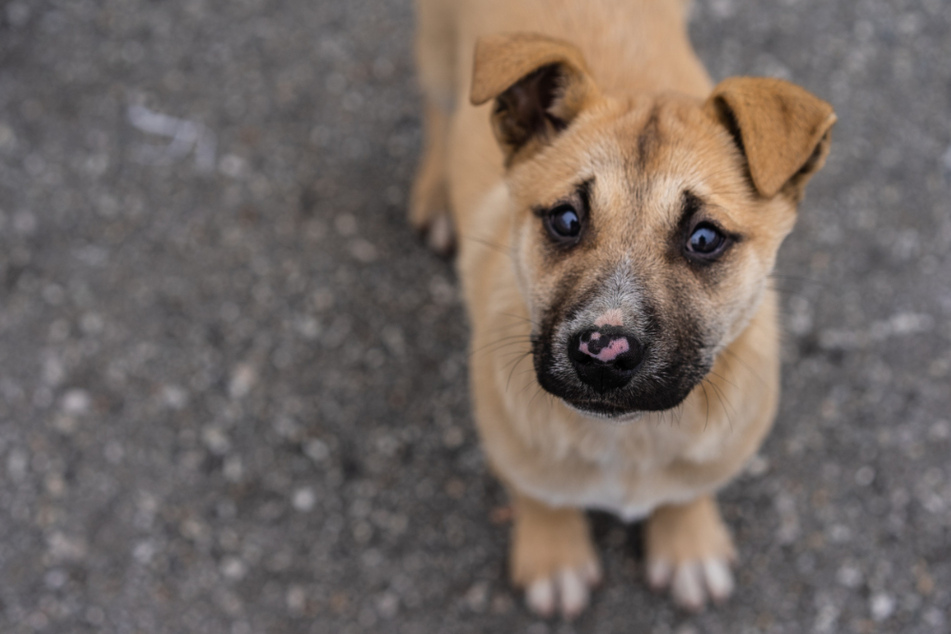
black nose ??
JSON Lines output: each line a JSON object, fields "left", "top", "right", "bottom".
{"left": 567, "top": 327, "right": 643, "bottom": 393}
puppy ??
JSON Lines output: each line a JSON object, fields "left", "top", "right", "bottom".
{"left": 410, "top": 0, "right": 835, "bottom": 618}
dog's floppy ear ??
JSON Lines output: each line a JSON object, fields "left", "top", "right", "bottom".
{"left": 705, "top": 77, "right": 836, "bottom": 201}
{"left": 470, "top": 33, "right": 600, "bottom": 164}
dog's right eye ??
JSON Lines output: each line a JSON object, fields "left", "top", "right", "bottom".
{"left": 546, "top": 204, "right": 582, "bottom": 241}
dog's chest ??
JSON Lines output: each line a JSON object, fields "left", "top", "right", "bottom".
{"left": 565, "top": 462, "right": 665, "bottom": 522}
{"left": 507, "top": 417, "right": 713, "bottom": 521}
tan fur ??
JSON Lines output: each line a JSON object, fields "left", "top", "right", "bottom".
{"left": 706, "top": 77, "right": 836, "bottom": 199}
{"left": 646, "top": 496, "right": 737, "bottom": 567}
{"left": 509, "top": 493, "right": 599, "bottom": 587}
{"left": 411, "top": 0, "right": 835, "bottom": 618}
{"left": 645, "top": 495, "right": 738, "bottom": 608}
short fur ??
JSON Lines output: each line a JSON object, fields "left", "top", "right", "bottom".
{"left": 410, "top": 0, "right": 835, "bottom": 618}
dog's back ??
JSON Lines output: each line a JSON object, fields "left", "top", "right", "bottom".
{"left": 419, "top": 0, "right": 709, "bottom": 103}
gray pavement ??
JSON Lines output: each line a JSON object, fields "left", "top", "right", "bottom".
{"left": 0, "top": 0, "right": 949, "bottom": 632}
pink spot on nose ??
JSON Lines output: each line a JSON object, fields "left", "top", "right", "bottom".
{"left": 578, "top": 334, "right": 630, "bottom": 362}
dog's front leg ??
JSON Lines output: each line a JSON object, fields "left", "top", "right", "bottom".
{"left": 509, "top": 491, "right": 602, "bottom": 619}
{"left": 409, "top": 0, "right": 456, "bottom": 255}
{"left": 409, "top": 101, "right": 454, "bottom": 254}
{"left": 645, "top": 494, "right": 737, "bottom": 611}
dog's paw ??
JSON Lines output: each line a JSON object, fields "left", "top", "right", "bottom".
{"left": 646, "top": 551, "right": 735, "bottom": 610}
{"left": 409, "top": 159, "right": 455, "bottom": 256}
{"left": 645, "top": 496, "right": 737, "bottom": 611}
{"left": 419, "top": 210, "right": 455, "bottom": 255}
{"left": 524, "top": 560, "right": 601, "bottom": 619}
{"left": 510, "top": 498, "right": 601, "bottom": 619}
{"left": 410, "top": 202, "right": 455, "bottom": 256}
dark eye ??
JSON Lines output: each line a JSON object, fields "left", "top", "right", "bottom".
{"left": 686, "top": 223, "right": 726, "bottom": 256}
{"left": 546, "top": 204, "right": 582, "bottom": 240}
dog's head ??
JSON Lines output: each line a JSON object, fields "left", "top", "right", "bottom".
{"left": 471, "top": 33, "right": 836, "bottom": 419}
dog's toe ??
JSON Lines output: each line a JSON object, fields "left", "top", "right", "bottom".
{"left": 648, "top": 554, "right": 735, "bottom": 611}
{"left": 702, "top": 556, "right": 735, "bottom": 602}
{"left": 425, "top": 212, "right": 455, "bottom": 255}
{"left": 582, "top": 558, "right": 602, "bottom": 585}
{"left": 526, "top": 576, "right": 557, "bottom": 617}
{"left": 647, "top": 557, "right": 673, "bottom": 590}
{"left": 671, "top": 560, "right": 705, "bottom": 610}
{"left": 557, "top": 565, "right": 591, "bottom": 619}
{"left": 525, "top": 563, "right": 599, "bottom": 620}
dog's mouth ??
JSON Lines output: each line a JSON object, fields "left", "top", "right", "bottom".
{"left": 545, "top": 380, "right": 698, "bottom": 419}
{"left": 531, "top": 334, "right": 709, "bottom": 420}
{"left": 560, "top": 399, "right": 647, "bottom": 421}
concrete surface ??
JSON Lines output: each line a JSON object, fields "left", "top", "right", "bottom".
{"left": 0, "top": 0, "right": 949, "bottom": 632}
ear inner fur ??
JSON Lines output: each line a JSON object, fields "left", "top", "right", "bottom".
{"left": 705, "top": 77, "right": 836, "bottom": 199}
{"left": 469, "top": 32, "right": 601, "bottom": 162}
{"left": 492, "top": 64, "right": 568, "bottom": 158}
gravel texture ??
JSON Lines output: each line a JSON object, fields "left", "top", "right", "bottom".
{"left": 0, "top": 0, "right": 949, "bottom": 632}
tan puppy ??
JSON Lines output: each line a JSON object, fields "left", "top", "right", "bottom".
{"left": 410, "top": 0, "right": 835, "bottom": 618}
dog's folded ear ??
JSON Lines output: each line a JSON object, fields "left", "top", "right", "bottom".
{"left": 470, "top": 33, "right": 600, "bottom": 164}
{"left": 705, "top": 77, "right": 836, "bottom": 201}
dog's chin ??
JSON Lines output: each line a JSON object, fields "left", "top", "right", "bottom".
{"left": 538, "top": 372, "right": 699, "bottom": 421}
{"left": 562, "top": 400, "right": 646, "bottom": 422}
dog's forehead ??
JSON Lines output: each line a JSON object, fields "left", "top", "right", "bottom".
{"left": 599, "top": 98, "right": 728, "bottom": 185}
{"left": 513, "top": 95, "right": 747, "bottom": 223}
{"left": 575, "top": 97, "right": 749, "bottom": 224}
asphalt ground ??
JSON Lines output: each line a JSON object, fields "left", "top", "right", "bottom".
{"left": 0, "top": 0, "right": 949, "bottom": 632}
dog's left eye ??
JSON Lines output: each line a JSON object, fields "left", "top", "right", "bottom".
{"left": 686, "top": 223, "right": 726, "bottom": 256}
{"left": 546, "top": 204, "right": 582, "bottom": 241}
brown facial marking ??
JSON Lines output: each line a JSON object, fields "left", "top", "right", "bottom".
{"left": 635, "top": 104, "right": 662, "bottom": 168}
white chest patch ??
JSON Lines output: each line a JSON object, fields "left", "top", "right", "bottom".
{"left": 506, "top": 462, "right": 702, "bottom": 523}
{"left": 496, "top": 413, "right": 712, "bottom": 523}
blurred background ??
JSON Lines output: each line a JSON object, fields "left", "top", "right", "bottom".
{"left": 0, "top": 0, "right": 949, "bottom": 632}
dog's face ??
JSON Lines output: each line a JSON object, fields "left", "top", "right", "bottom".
{"left": 471, "top": 35, "right": 835, "bottom": 419}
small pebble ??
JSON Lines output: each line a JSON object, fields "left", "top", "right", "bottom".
{"left": 162, "top": 385, "right": 189, "bottom": 409}
{"left": 855, "top": 466, "right": 875, "bottom": 486}
{"left": 202, "top": 427, "right": 231, "bottom": 455}
{"left": 836, "top": 564, "right": 863, "bottom": 588}
{"left": 60, "top": 389, "right": 91, "bottom": 415}
{"left": 376, "top": 592, "right": 399, "bottom": 619}
{"left": 228, "top": 364, "right": 256, "bottom": 399}
{"left": 464, "top": 581, "right": 489, "bottom": 612}
{"left": 292, "top": 487, "right": 316, "bottom": 512}
{"left": 335, "top": 213, "right": 357, "bottom": 236}
{"left": 870, "top": 593, "right": 895, "bottom": 621}
{"left": 286, "top": 585, "right": 307, "bottom": 613}
{"left": 349, "top": 238, "right": 378, "bottom": 263}
{"left": 304, "top": 439, "right": 330, "bottom": 463}
{"left": 221, "top": 557, "right": 248, "bottom": 581}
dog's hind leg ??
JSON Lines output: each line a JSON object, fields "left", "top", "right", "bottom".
{"left": 410, "top": 0, "right": 456, "bottom": 255}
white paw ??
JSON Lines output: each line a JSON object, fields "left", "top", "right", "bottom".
{"left": 425, "top": 212, "right": 454, "bottom": 255}
{"left": 525, "top": 560, "right": 601, "bottom": 620}
{"left": 647, "top": 555, "right": 734, "bottom": 611}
